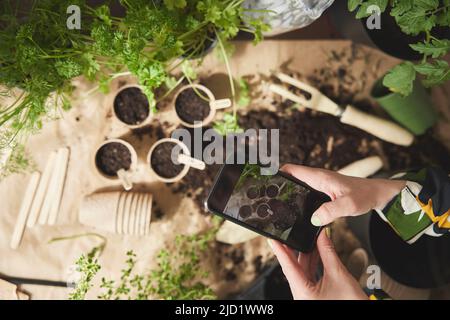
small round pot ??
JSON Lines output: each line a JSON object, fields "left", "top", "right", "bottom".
{"left": 93, "top": 138, "right": 138, "bottom": 183}
{"left": 371, "top": 77, "right": 437, "bottom": 135}
{"left": 147, "top": 138, "right": 194, "bottom": 183}
{"left": 173, "top": 84, "right": 232, "bottom": 128}
{"left": 111, "top": 84, "right": 152, "bottom": 129}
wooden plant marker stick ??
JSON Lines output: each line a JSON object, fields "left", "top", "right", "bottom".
{"left": 48, "top": 147, "right": 70, "bottom": 225}
{"left": 117, "top": 169, "right": 132, "bottom": 191}
{"left": 10, "top": 172, "right": 41, "bottom": 249}
{"left": 210, "top": 98, "right": 232, "bottom": 110}
{"left": 26, "top": 151, "right": 57, "bottom": 228}
{"left": 177, "top": 153, "right": 205, "bottom": 170}
{"left": 337, "top": 156, "right": 383, "bottom": 178}
{"left": 39, "top": 148, "right": 65, "bottom": 225}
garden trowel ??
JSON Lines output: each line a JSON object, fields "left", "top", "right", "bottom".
{"left": 269, "top": 72, "right": 414, "bottom": 146}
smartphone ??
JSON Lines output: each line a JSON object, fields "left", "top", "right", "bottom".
{"left": 206, "top": 163, "right": 331, "bottom": 252}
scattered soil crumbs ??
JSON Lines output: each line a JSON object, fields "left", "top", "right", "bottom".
{"left": 171, "top": 106, "right": 450, "bottom": 213}
{"left": 213, "top": 242, "right": 247, "bottom": 283}
{"left": 131, "top": 121, "right": 168, "bottom": 141}
{"left": 152, "top": 201, "right": 165, "bottom": 221}
{"left": 159, "top": 44, "right": 450, "bottom": 298}
{"left": 171, "top": 45, "right": 450, "bottom": 214}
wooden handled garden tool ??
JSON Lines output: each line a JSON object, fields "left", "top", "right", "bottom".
{"left": 269, "top": 72, "right": 414, "bottom": 146}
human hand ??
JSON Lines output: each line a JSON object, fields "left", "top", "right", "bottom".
{"left": 281, "top": 164, "right": 405, "bottom": 226}
{"left": 269, "top": 231, "right": 368, "bottom": 300}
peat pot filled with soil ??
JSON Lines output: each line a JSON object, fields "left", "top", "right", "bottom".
{"left": 174, "top": 84, "right": 231, "bottom": 128}
{"left": 113, "top": 85, "right": 151, "bottom": 128}
{"left": 147, "top": 138, "right": 205, "bottom": 183}
{"left": 94, "top": 139, "right": 138, "bottom": 187}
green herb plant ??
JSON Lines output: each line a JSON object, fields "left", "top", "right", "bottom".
{"left": 235, "top": 162, "right": 272, "bottom": 190}
{"left": 69, "top": 220, "right": 221, "bottom": 300}
{"left": 213, "top": 77, "right": 250, "bottom": 135}
{"left": 53, "top": 233, "right": 107, "bottom": 300}
{"left": 277, "top": 180, "right": 296, "bottom": 202}
{"left": 0, "top": 143, "right": 34, "bottom": 180}
{"left": 0, "top": 0, "right": 270, "bottom": 175}
{"left": 348, "top": 0, "right": 450, "bottom": 96}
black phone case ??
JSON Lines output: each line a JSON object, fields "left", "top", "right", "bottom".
{"left": 205, "top": 164, "right": 327, "bottom": 253}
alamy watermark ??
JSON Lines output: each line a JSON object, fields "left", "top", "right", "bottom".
{"left": 366, "top": 5, "right": 382, "bottom": 30}
{"left": 366, "top": 265, "right": 381, "bottom": 289}
{"left": 171, "top": 124, "right": 280, "bottom": 175}
{"left": 66, "top": 5, "right": 81, "bottom": 30}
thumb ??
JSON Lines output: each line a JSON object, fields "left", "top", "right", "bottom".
{"left": 310, "top": 196, "right": 358, "bottom": 226}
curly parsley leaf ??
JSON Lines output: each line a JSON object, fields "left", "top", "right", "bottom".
{"left": 164, "top": 0, "right": 187, "bottom": 10}
{"left": 213, "top": 113, "right": 243, "bottom": 136}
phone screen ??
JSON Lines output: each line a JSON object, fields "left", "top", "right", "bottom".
{"left": 207, "top": 163, "right": 330, "bottom": 252}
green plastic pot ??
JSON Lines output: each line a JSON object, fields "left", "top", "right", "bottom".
{"left": 371, "top": 78, "right": 437, "bottom": 135}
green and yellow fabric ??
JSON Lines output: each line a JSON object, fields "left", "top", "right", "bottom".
{"left": 376, "top": 167, "right": 450, "bottom": 244}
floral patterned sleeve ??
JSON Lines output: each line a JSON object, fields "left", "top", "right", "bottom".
{"left": 375, "top": 167, "right": 450, "bottom": 244}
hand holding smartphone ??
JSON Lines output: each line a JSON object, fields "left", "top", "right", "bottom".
{"left": 206, "top": 163, "right": 330, "bottom": 252}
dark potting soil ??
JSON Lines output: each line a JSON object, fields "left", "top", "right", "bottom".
{"left": 171, "top": 107, "right": 450, "bottom": 214}
{"left": 95, "top": 142, "right": 132, "bottom": 177}
{"left": 114, "top": 87, "right": 150, "bottom": 125}
{"left": 151, "top": 142, "right": 185, "bottom": 179}
{"left": 172, "top": 45, "right": 450, "bottom": 214}
{"left": 175, "top": 88, "right": 211, "bottom": 124}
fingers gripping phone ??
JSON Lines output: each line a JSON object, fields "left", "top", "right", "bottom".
{"left": 206, "top": 163, "right": 331, "bottom": 252}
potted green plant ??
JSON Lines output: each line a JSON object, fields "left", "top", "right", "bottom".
{"left": 344, "top": 1, "right": 450, "bottom": 94}
{"left": 336, "top": 1, "right": 449, "bottom": 134}
{"left": 371, "top": 76, "right": 437, "bottom": 135}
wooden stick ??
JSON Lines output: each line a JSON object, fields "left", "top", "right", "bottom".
{"left": 26, "top": 151, "right": 57, "bottom": 228}
{"left": 338, "top": 156, "right": 383, "bottom": 178}
{"left": 210, "top": 98, "right": 232, "bottom": 110}
{"left": 48, "top": 147, "right": 70, "bottom": 225}
{"left": 177, "top": 153, "right": 205, "bottom": 170}
{"left": 117, "top": 169, "right": 133, "bottom": 191}
{"left": 10, "top": 172, "right": 41, "bottom": 249}
{"left": 341, "top": 105, "right": 414, "bottom": 146}
{"left": 39, "top": 148, "right": 65, "bottom": 225}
